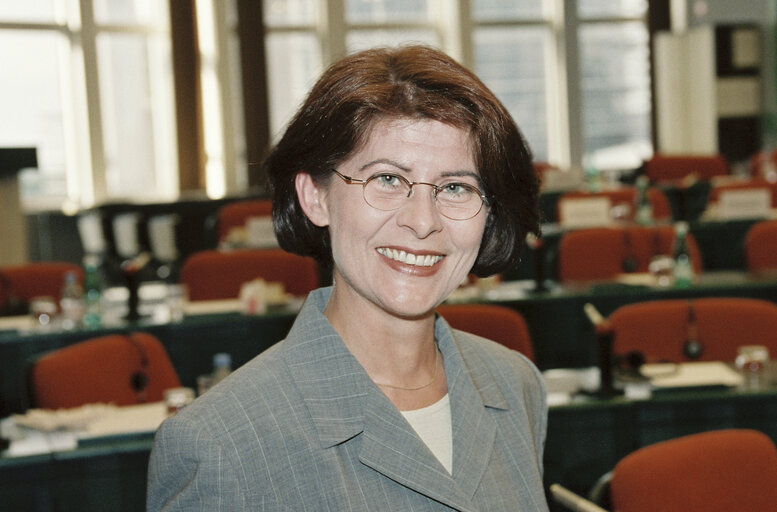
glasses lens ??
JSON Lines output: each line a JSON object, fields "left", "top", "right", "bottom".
{"left": 436, "top": 183, "right": 483, "bottom": 220}
{"left": 363, "top": 174, "right": 411, "bottom": 210}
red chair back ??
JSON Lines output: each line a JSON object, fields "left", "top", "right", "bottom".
{"left": 746, "top": 220, "right": 777, "bottom": 274}
{"left": 30, "top": 332, "right": 181, "bottom": 409}
{"left": 610, "top": 429, "right": 777, "bottom": 512}
{"left": 557, "top": 225, "right": 702, "bottom": 283}
{"left": 217, "top": 199, "right": 273, "bottom": 242}
{"left": 437, "top": 303, "right": 534, "bottom": 360}
{"left": 644, "top": 154, "right": 729, "bottom": 183}
{"left": 180, "top": 248, "right": 319, "bottom": 300}
{"left": 0, "top": 262, "right": 83, "bottom": 310}
{"left": 609, "top": 297, "right": 777, "bottom": 363}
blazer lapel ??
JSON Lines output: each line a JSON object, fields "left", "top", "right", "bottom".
{"left": 438, "top": 323, "right": 506, "bottom": 500}
{"left": 358, "top": 389, "right": 478, "bottom": 512}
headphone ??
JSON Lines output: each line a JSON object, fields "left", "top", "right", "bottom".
{"left": 621, "top": 228, "right": 637, "bottom": 273}
{"left": 126, "top": 333, "right": 150, "bottom": 402}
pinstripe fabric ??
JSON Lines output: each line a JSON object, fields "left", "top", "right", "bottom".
{"left": 147, "top": 287, "right": 549, "bottom": 511}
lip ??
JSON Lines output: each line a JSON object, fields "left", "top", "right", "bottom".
{"left": 376, "top": 246, "right": 445, "bottom": 276}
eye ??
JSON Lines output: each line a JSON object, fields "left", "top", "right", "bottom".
{"left": 371, "top": 173, "right": 405, "bottom": 188}
{"left": 438, "top": 182, "right": 478, "bottom": 200}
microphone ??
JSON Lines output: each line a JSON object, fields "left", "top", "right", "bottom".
{"left": 683, "top": 300, "right": 703, "bottom": 360}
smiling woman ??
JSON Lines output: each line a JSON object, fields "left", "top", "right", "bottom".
{"left": 148, "top": 45, "right": 549, "bottom": 512}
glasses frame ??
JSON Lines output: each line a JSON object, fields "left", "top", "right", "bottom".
{"left": 331, "top": 169, "right": 489, "bottom": 221}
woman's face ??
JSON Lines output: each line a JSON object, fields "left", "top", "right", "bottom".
{"left": 318, "top": 118, "right": 489, "bottom": 319}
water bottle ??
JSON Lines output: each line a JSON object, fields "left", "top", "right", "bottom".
{"left": 672, "top": 222, "right": 693, "bottom": 288}
{"left": 634, "top": 175, "right": 652, "bottom": 226}
{"left": 60, "top": 271, "right": 85, "bottom": 329}
{"left": 83, "top": 255, "right": 103, "bottom": 328}
{"left": 210, "top": 353, "right": 233, "bottom": 387}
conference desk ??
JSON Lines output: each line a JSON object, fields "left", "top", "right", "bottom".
{"left": 2, "top": 271, "right": 777, "bottom": 416}
{"left": 0, "top": 307, "right": 298, "bottom": 417}
{"left": 3, "top": 383, "right": 776, "bottom": 511}
{"left": 504, "top": 217, "right": 762, "bottom": 282}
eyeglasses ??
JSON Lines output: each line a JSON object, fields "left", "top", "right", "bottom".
{"left": 332, "top": 169, "right": 488, "bottom": 221}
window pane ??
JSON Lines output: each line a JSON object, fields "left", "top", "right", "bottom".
{"left": 94, "top": 0, "right": 169, "bottom": 26}
{"left": 346, "top": 29, "right": 439, "bottom": 53}
{"left": 0, "top": 0, "right": 59, "bottom": 23}
{"left": 579, "top": 21, "right": 652, "bottom": 170}
{"left": 346, "top": 0, "right": 431, "bottom": 24}
{"left": 471, "top": 0, "right": 544, "bottom": 21}
{"left": 578, "top": 0, "right": 647, "bottom": 19}
{"left": 263, "top": 0, "right": 318, "bottom": 26}
{"left": 473, "top": 27, "right": 548, "bottom": 161}
{"left": 265, "top": 32, "right": 322, "bottom": 139}
{"left": 0, "top": 31, "right": 67, "bottom": 201}
{"left": 96, "top": 32, "right": 176, "bottom": 199}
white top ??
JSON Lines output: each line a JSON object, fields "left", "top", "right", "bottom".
{"left": 400, "top": 393, "right": 453, "bottom": 473}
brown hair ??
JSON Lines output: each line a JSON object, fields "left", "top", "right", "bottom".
{"left": 264, "top": 45, "right": 539, "bottom": 277}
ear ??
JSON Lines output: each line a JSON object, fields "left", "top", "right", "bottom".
{"left": 295, "top": 172, "right": 330, "bottom": 227}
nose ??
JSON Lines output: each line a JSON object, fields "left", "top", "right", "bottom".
{"left": 396, "top": 183, "right": 443, "bottom": 238}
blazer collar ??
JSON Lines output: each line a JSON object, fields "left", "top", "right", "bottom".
{"left": 284, "top": 288, "right": 511, "bottom": 510}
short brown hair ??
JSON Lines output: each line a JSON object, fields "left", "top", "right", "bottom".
{"left": 264, "top": 45, "right": 539, "bottom": 277}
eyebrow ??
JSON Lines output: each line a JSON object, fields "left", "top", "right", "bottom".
{"left": 358, "top": 159, "right": 480, "bottom": 182}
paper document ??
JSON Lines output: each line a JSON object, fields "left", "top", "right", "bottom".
{"left": 642, "top": 361, "right": 743, "bottom": 388}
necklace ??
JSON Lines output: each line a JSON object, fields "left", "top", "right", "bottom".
{"left": 373, "top": 346, "right": 440, "bottom": 391}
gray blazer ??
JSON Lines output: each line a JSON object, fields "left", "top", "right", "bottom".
{"left": 147, "top": 287, "right": 549, "bottom": 511}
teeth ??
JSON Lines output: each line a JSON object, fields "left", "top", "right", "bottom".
{"left": 377, "top": 248, "right": 443, "bottom": 267}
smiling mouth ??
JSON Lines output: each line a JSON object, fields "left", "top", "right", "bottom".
{"left": 376, "top": 248, "right": 444, "bottom": 267}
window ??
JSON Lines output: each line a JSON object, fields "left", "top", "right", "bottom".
{"left": 0, "top": 0, "right": 176, "bottom": 209}
{"left": 262, "top": 0, "right": 653, "bottom": 171}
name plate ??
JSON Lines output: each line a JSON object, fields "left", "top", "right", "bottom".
{"left": 718, "top": 188, "right": 771, "bottom": 219}
{"left": 245, "top": 216, "right": 279, "bottom": 248}
{"left": 558, "top": 197, "right": 613, "bottom": 228}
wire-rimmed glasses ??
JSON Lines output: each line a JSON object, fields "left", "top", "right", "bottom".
{"left": 331, "top": 169, "right": 489, "bottom": 220}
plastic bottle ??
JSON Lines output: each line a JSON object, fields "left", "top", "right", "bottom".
{"left": 634, "top": 175, "right": 653, "bottom": 226}
{"left": 83, "top": 255, "right": 103, "bottom": 328}
{"left": 60, "top": 271, "right": 85, "bottom": 329}
{"left": 672, "top": 221, "right": 693, "bottom": 288}
{"left": 210, "top": 353, "right": 233, "bottom": 387}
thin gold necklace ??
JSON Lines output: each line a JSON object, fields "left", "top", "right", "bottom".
{"left": 374, "top": 346, "right": 440, "bottom": 391}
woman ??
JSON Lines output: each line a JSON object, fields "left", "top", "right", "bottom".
{"left": 148, "top": 45, "right": 547, "bottom": 511}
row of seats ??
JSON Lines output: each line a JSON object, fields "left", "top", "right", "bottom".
{"left": 556, "top": 219, "right": 777, "bottom": 283}
{"left": 23, "top": 304, "right": 533, "bottom": 410}
{"left": 26, "top": 295, "right": 777, "bottom": 409}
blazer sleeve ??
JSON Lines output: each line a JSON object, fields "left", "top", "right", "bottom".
{"left": 147, "top": 414, "right": 246, "bottom": 511}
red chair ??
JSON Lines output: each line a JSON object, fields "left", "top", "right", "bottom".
{"left": 437, "top": 303, "right": 534, "bottom": 360}
{"left": 608, "top": 297, "right": 777, "bottom": 363}
{"left": 558, "top": 187, "right": 672, "bottom": 223}
{"left": 29, "top": 332, "right": 181, "bottom": 409}
{"left": 217, "top": 199, "right": 273, "bottom": 243}
{"left": 0, "top": 262, "right": 84, "bottom": 311}
{"left": 557, "top": 225, "right": 702, "bottom": 283}
{"left": 609, "top": 429, "right": 777, "bottom": 512}
{"left": 745, "top": 220, "right": 777, "bottom": 275}
{"left": 644, "top": 153, "right": 729, "bottom": 183}
{"left": 180, "top": 248, "right": 319, "bottom": 301}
